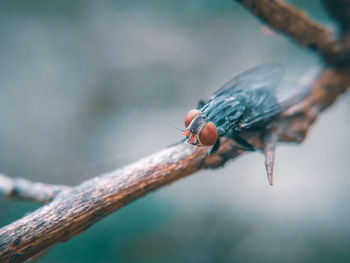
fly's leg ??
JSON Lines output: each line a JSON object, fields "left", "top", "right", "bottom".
{"left": 208, "top": 138, "right": 221, "bottom": 155}
{"left": 263, "top": 132, "right": 279, "bottom": 185}
{"left": 231, "top": 134, "right": 255, "bottom": 151}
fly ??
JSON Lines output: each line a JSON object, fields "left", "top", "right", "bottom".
{"left": 183, "top": 64, "right": 309, "bottom": 185}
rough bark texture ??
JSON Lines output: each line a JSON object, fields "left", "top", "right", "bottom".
{"left": 1, "top": 0, "right": 350, "bottom": 262}
{"left": 0, "top": 142, "right": 244, "bottom": 263}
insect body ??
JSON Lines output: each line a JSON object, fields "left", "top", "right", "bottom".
{"left": 183, "top": 64, "right": 309, "bottom": 184}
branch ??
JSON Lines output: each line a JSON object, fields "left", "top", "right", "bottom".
{"left": 0, "top": 140, "right": 244, "bottom": 262}
{"left": 237, "top": 0, "right": 350, "bottom": 66}
{"left": 0, "top": 174, "right": 70, "bottom": 203}
{"left": 1, "top": 66, "right": 350, "bottom": 263}
{"left": 1, "top": 1, "right": 350, "bottom": 262}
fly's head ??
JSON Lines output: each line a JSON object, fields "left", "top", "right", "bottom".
{"left": 183, "top": 109, "right": 218, "bottom": 147}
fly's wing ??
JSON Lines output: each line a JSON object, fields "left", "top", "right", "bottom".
{"left": 212, "top": 64, "right": 284, "bottom": 98}
{"left": 239, "top": 83, "right": 310, "bottom": 129}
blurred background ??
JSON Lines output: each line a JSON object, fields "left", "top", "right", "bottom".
{"left": 1, "top": 0, "right": 350, "bottom": 262}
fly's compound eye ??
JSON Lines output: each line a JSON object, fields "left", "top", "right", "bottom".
{"left": 184, "top": 109, "right": 201, "bottom": 127}
{"left": 199, "top": 122, "right": 218, "bottom": 146}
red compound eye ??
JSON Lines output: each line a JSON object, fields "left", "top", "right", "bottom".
{"left": 199, "top": 122, "right": 218, "bottom": 146}
{"left": 184, "top": 109, "right": 201, "bottom": 127}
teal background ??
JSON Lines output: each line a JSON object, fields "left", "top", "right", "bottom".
{"left": 1, "top": 1, "right": 350, "bottom": 262}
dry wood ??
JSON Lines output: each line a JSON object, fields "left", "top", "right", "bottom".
{"left": 1, "top": 0, "right": 350, "bottom": 262}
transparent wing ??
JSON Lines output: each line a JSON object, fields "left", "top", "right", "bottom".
{"left": 212, "top": 64, "right": 284, "bottom": 98}
{"left": 239, "top": 82, "right": 310, "bottom": 129}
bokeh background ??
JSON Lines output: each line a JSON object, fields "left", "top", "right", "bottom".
{"left": 1, "top": 0, "right": 350, "bottom": 262}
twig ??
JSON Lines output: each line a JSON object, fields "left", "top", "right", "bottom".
{"left": 1, "top": 1, "right": 350, "bottom": 262}
{"left": 1, "top": 66, "right": 349, "bottom": 263}
{"left": 0, "top": 174, "right": 70, "bottom": 203}
{"left": 237, "top": 0, "right": 350, "bottom": 66}
{"left": 0, "top": 141, "right": 243, "bottom": 262}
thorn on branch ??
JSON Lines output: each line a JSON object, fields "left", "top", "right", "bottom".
{"left": 263, "top": 132, "right": 279, "bottom": 185}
